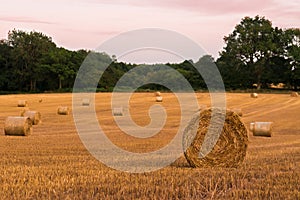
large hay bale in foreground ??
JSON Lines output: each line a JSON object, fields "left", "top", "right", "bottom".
{"left": 82, "top": 98, "right": 90, "bottom": 106}
{"left": 57, "top": 106, "right": 70, "bottom": 115}
{"left": 250, "top": 93, "right": 258, "bottom": 98}
{"left": 20, "top": 110, "right": 41, "bottom": 125}
{"left": 4, "top": 116, "right": 32, "bottom": 136}
{"left": 250, "top": 122, "right": 273, "bottom": 137}
{"left": 17, "top": 100, "right": 28, "bottom": 107}
{"left": 156, "top": 96, "right": 163, "bottom": 102}
{"left": 291, "top": 92, "right": 299, "bottom": 97}
{"left": 183, "top": 108, "right": 248, "bottom": 168}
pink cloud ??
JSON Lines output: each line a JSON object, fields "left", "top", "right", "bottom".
{"left": 0, "top": 16, "right": 53, "bottom": 24}
{"left": 86, "top": 0, "right": 274, "bottom": 14}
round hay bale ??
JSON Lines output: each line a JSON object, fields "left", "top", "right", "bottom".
{"left": 20, "top": 110, "right": 41, "bottom": 125}
{"left": 291, "top": 92, "right": 299, "bottom": 97}
{"left": 17, "top": 100, "right": 28, "bottom": 107}
{"left": 251, "top": 122, "right": 273, "bottom": 137}
{"left": 183, "top": 108, "right": 248, "bottom": 168}
{"left": 57, "top": 106, "right": 70, "bottom": 115}
{"left": 232, "top": 108, "right": 243, "bottom": 117}
{"left": 82, "top": 98, "right": 90, "bottom": 106}
{"left": 39, "top": 99, "right": 43, "bottom": 103}
{"left": 250, "top": 93, "right": 258, "bottom": 98}
{"left": 154, "top": 91, "right": 161, "bottom": 97}
{"left": 4, "top": 116, "right": 32, "bottom": 136}
{"left": 113, "top": 107, "right": 123, "bottom": 116}
{"left": 156, "top": 96, "right": 163, "bottom": 102}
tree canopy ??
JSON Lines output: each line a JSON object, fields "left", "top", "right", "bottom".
{"left": 0, "top": 16, "right": 299, "bottom": 93}
{"left": 217, "top": 15, "right": 300, "bottom": 90}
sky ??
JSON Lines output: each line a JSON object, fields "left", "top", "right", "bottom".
{"left": 0, "top": 0, "right": 300, "bottom": 62}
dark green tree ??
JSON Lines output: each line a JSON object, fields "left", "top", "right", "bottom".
{"left": 219, "top": 16, "right": 283, "bottom": 89}
{"left": 7, "top": 29, "right": 56, "bottom": 91}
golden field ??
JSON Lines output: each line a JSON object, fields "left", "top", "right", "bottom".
{"left": 0, "top": 92, "right": 299, "bottom": 199}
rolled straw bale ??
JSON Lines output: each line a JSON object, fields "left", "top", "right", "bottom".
{"left": 183, "top": 108, "right": 248, "bottom": 168}
{"left": 4, "top": 116, "right": 32, "bottom": 136}
{"left": 250, "top": 93, "right": 258, "bottom": 98}
{"left": 39, "top": 99, "right": 43, "bottom": 103}
{"left": 17, "top": 100, "right": 28, "bottom": 107}
{"left": 154, "top": 91, "right": 161, "bottom": 97}
{"left": 57, "top": 106, "right": 70, "bottom": 115}
{"left": 113, "top": 107, "right": 123, "bottom": 116}
{"left": 232, "top": 108, "right": 243, "bottom": 117}
{"left": 20, "top": 110, "right": 41, "bottom": 125}
{"left": 82, "top": 98, "right": 90, "bottom": 106}
{"left": 251, "top": 122, "right": 273, "bottom": 137}
{"left": 291, "top": 92, "right": 299, "bottom": 97}
{"left": 156, "top": 96, "right": 163, "bottom": 102}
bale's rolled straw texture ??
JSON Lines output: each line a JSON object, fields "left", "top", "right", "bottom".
{"left": 250, "top": 93, "right": 258, "bottom": 98}
{"left": 251, "top": 122, "right": 273, "bottom": 137}
{"left": 4, "top": 116, "right": 32, "bottom": 136}
{"left": 57, "top": 106, "right": 70, "bottom": 115}
{"left": 20, "top": 110, "right": 41, "bottom": 125}
{"left": 156, "top": 96, "right": 163, "bottom": 102}
{"left": 82, "top": 98, "right": 90, "bottom": 106}
{"left": 183, "top": 108, "right": 248, "bottom": 168}
{"left": 17, "top": 100, "right": 28, "bottom": 107}
{"left": 291, "top": 92, "right": 299, "bottom": 97}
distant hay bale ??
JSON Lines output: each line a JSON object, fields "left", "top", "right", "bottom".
{"left": 291, "top": 92, "right": 299, "bottom": 97}
{"left": 156, "top": 96, "right": 163, "bottom": 102}
{"left": 39, "top": 99, "right": 43, "bottom": 103}
{"left": 20, "top": 110, "right": 41, "bottom": 125}
{"left": 250, "top": 93, "right": 258, "bottom": 98}
{"left": 113, "top": 107, "right": 123, "bottom": 116}
{"left": 232, "top": 108, "right": 243, "bottom": 117}
{"left": 57, "top": 106, "right": 70, "bottom": 115}
{"left": 4, "top": 116, "right": 32, "bottom": 136}
{"left": 82, "top": 98, "right": 90, "bottom": 106}
{"left": 154, "top": 91, "right": 161, "bottom": 97}
{"left": 17, "top": 100, "right": 28, "bottom": 107}
{"left": 183, "top": 108, "right": 248, "bottom": 168}
{"left": 250, "top": 122, "right": 273, "bottom": 137}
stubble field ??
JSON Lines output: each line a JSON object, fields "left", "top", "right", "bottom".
{"left": 0, "top": 92, "right": 299, "bottom": 199}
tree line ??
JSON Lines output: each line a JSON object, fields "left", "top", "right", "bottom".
{"left": 0, "top": 15, "right": 299, "bottom": 93}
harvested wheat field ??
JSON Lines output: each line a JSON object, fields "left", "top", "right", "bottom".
{"left": 0, "top": 92, "right": 299, "bottom": 199}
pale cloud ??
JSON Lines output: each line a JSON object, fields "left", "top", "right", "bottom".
{"left": 0, "top": 0, "right": 299, "bottom": 59}
{"left": 0, "top": 16, "right": 53, "bottom": 24}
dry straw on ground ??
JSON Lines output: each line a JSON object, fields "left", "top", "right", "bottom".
{"left": 183, "top": 108, "right": 248, "bottom": 168}
{"left": 4, "top": 116, "right": 32, "bottom": 136}
{"left": 20, "top": 110, "right": 41, "bottom": 125}
{"left": 250, "top": 93, "right": 258, "bottom": 98}
{"left": 17, "top": 100, "right": 28, "bottom": 107}
{"left": 232, "top": 108, "right": 243, "bottom": 117}
{"left": 291, "top": 92, "right": 299, "bottom": 97}
{"left": 250, "top": 122, "right": 273, "bottom": 137}
{"left": 57, "top": 106, "right": 70, "bottom": 115}
{"left": 82, "top": 98, "right": 90, "bottom": 106}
